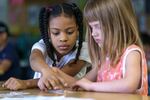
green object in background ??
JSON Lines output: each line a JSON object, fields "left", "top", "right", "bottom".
{"left": 68, "top": 0, "right": 86, "bottom": 10}
{"left": 67, "top": 0, "right": 87, "bottom": 40}
{"left": 76, "top": 0, "right": 87, "bottom": 10}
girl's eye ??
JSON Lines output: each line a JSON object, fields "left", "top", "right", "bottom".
{"left": 51, "top": 32, "right": 60, "bottom": 35}
{"left": 67, "top": 31, "right": 74, "bottom": 35}
{"left": 95, "top": 24, "right": 100, "bottom": 29}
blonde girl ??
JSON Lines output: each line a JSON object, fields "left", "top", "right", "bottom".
{"left": 73, "top": 0, "right": 148, "bottom": 95}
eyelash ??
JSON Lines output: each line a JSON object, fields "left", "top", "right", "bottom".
{"left": 51, "top": 31, "right": 74, "bottom": 36}
{"left": 52, "top": 32, "right": 59, "bottom": 35}
{"left": 67, "top": 31, "right": 74, "bottom": 35}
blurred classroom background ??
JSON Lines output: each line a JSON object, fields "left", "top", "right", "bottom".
{"left": 0, "top": 0, "right": 150, "bottom": 79}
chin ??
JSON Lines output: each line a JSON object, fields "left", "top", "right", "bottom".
{"left": 57, "top": 48, "right": 71, "bottom": 55}
{"left": 60, "top": 52, "right": 68, "bottom": 56}
{"left": 58, "top": 51, "right": 69, "bottom": 55}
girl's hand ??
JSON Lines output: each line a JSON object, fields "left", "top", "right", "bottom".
{"left": 38, "top": 67, "right": 67, "bottom": 91}
{"left": 72, "top": 78, "right": 93, "bottom": 91}
{"left": 2, "top": 77, "right": 27, "bottom": 90}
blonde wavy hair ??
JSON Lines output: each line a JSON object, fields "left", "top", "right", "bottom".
{"left": 84, "top": 0, "right": 143, "bottom": 68}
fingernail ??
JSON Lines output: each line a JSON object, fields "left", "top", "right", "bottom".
{"left": 64, "top": 83, "right": 68, "bottom": 86}
{"left": 54, "top": 87, "right": 59, "bottom": 90}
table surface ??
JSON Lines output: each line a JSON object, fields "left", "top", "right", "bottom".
{"left": 0, "top": 82, "right": 149, "bottom": 100}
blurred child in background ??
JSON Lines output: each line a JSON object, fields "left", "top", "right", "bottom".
{"left": 0, "top": 21, "right": 21, "bottom": 81}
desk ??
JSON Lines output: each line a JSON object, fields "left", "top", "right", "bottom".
{"left": 0, "top": 83, "right": 150, "bottom": 100}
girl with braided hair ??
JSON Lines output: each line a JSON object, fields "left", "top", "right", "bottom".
{"left": 2, "top": 3, "right": 91, "bottom": 91}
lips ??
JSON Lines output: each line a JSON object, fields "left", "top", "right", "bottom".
{"left": 94, "top": 38, "right": 102, "bottom": 43}
{"left": 58, "top": 45, "right": 70, "bottom": 50}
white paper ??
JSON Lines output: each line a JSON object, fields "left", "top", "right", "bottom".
{"left": 0, "top": 96, "right": 94, "bottom": 100}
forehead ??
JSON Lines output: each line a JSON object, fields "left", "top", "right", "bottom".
{"left": 49, "top": 15, "right": 76, "bottom": 27}
{"left": 89, "top": 21, "right": 100, "bottom": 26}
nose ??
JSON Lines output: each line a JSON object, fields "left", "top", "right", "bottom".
{"left": 91, "top": 31, "right": 99, "bottom": 37}
{"left": 60, "top": 32, "right": 68, "bottom": 42}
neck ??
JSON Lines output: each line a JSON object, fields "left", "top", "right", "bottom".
{"left": 55, "top": 52, "right": 63, "bottom": 62}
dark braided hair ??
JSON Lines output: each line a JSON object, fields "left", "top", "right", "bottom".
{"left": 70, "top": 3, "right": 83, "bottom": 63}
{"left": 39, "top": 7, "right": 56, "bottom": 66}
{"left": 39, "top": 3, "right": 83, "bottom": 66}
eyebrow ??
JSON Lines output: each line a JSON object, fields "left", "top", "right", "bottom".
{"left": 50, "top": 26, "right": 76, "bottom": 31}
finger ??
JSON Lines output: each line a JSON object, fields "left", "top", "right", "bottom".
{"left": 78, "top": 87, "right": 85, "bottom": 91}
{"left": 3, "top": 79, "right": 14, "bottom": 88}
{"left": 57, "top": 76, "right": 68, "bottom": 88}
{"left": 8, "top": 79, "right": 17, "bottom": 90}
{"left": 11, "top": 85, "right": 17, "bottom": 91}
{"left": 38, "top": 80, "right": 48, "bottom": 91}
{"left": 44, "top": 68, "right": 61, "bottom": 89}
{"left": 51, "top": 69, "right": 66, "bottom": 89}
{"left": 52, "top": 76, "right": 65, "bottom": 90}
{"left": 52, "top": 78, "right": 64, "bottom": 90}
{"left": 51, "top": 78, "right": 62, "bottom": 89}
{"left": 12, "top": 81, "right": 20, "bottom": 90}
{"left": 72, "top": 85, "right": 79, "bottom": 91}
{"left": 54, "top": 69, "right": 69, "bottom": 87}
{"left": 2, "top": 78, "right": 12, "bottom": 87}
{"left": 12, "top": 82, "right": 22, "bottom": 91}
{"left": 49, "top": 79, "right": 59, "bottom": 90}
{"left": 38, "top": 82, "right": 45, "bottom": 91}
{"left": 50, "top": 68, "right": 63, "bottom": 85}
{"left": 44, "top": 79, "right": 52, "bottom": 90}
{"left": 39, "top": 83, "right": 48, "bottom": 92}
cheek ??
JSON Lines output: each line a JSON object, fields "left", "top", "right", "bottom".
{"left": 99, "top": 35, "right": 103, "bottom": 40}
{"left": 51, "top": 37, "right": 56, "bottom": 43}
{"left": 50, "top": 35, "right": 57, "bottom": 45}
{"left": 98, "top": 32, "right": 103, "bottom": 39}
{"left": 71, "top": 34, "right": 78, "bottom": 42}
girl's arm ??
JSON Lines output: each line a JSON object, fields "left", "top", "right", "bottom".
{"left": 30, "top": 49, "right": 49, "bottom": 74}
{"left": 30, "top": 49, "right": 85, "bottom": 76}
{"left": 84, "top": 66, "right": 98, "bottom": 81}
{"left": 29, "top": 49, "right": 77, "bottom": 90}
{"left": 72, "top": 66, "right": 98, "bottom": 91}
{"left": 61, "top": 60, "right": 86, "bottom": 76}
{"left": 74, "top": 51, "right": 141, "bottom": 93}
{"left": 2, "top": 77, "right": 38, "bottom": 90}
